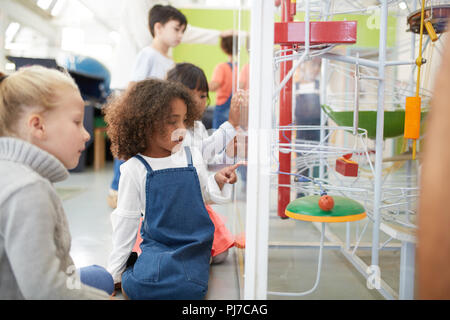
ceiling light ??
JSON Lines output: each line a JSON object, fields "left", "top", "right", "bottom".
{"left": 36, "top": 0, "right": 53, "bottom": 10}
{"left": 51, "top": 0, "right": 65, "bottom": 16}
{"left": 5, "top": 22, "right": 20, "bottom": 44}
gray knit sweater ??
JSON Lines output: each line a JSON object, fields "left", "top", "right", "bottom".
{"left": 0, "top": 137, "right": 109, "bottom": 299}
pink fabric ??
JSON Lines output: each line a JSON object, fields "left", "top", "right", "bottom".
{"left": 132, "top": 206, "right": 236, "bottom": 257}
{"left": 205, "top": 204, "right": 235, "bottom": 256}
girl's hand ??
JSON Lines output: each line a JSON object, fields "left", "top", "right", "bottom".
{"left": 215, "top": 162, "right": 243, "bottom": 189}
{"left": 225, "top": 129, "right": 248, "bottom": 159}
{"left": 225, "top": 137, "right": 238, "bottom": 158}
{"left": 228, "top": 90, "right": 248, "bottom": 129}
{"left": 111, "top": 282, "right": 121, "bottom": 297}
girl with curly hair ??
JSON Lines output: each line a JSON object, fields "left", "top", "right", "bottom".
{"left": 166, "top": 63, "right": 247, "bottom": 264}
{"left": 104, "top": 78, "right": 241, "bottom": 300}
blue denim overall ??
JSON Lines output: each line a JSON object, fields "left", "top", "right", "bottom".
{"left": 212, "top": 62, "right": 233, "bottom": 129}
{"left": 121, "top": 147, "right": 214, "bottom": 300}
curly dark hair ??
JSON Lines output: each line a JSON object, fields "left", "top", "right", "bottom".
{"left": 103, "top": 79, "right": 197, "bottom": 160}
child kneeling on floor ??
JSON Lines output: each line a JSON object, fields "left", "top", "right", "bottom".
{"left": 105, "top": 79, "right": 240, "bottom": 300}
{"left": 0, "top": 66, "right": 113, "bottom": 299}
{"left": 167, "top": 62, "right": 247, "bottom": 263}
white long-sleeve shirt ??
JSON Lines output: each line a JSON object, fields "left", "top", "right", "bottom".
{"left": 107, "top": 147, "right": 232, "bottom": 283}
{"left": 183, "top": 120, "right": 236, "bottom": 165}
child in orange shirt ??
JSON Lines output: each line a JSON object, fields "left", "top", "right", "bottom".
{"left": 209, "top": 35, "right": 238, "bottom": 129}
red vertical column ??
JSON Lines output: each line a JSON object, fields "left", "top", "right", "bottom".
{"left": 278, "top": 0, "right": 295, "bottom": 219}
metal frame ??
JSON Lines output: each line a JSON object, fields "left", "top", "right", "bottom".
{"left": 243, "top": 0, "right": 274, "bottom": 300}
{"left": 244, "top": 0, "right": 420, "bottom": 300}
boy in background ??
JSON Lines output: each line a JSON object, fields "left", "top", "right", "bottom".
{"left": 130, "top": 4, "right": 186, "bottom": 82}
{"left": 111, "top": 0, "right": 231, "bottom": 90}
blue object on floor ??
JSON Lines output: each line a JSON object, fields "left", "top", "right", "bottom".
{"left": 79, "top": 265, "right": 114, "bottom": 295}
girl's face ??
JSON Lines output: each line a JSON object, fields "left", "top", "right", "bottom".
{"left": 33, "top": 87, "right": 90, "bottom": 169}
{"left": 190, "top": 89, "right": 208, "bottom": 117}
{"left": 148, "top": 97, "right": 187, "bottom": 158}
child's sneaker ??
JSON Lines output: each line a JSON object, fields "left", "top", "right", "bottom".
{"left": 107, "top": 189, "right": 118, "bottom": 209}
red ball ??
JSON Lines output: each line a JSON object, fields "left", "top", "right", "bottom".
{"left": 318, "top": 195, "right": 334, "bottom": 211}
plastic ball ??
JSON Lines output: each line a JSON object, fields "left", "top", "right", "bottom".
{"left": 318, "top": 195, "right": 334, "bottom": 211}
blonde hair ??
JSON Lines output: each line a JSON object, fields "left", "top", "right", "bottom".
{"left": 0, "top": 65, "right": 79, "bottom": 136}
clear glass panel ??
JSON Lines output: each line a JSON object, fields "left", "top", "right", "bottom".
{"left": 264, "top": 0, "right": 423, "bottom": 300}
{"left": 230, "top": 2, "right": 251, "bottom": 298}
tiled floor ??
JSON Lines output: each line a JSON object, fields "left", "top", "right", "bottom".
{"left": 56, "top": 161, "right": 406, "bottom": 300}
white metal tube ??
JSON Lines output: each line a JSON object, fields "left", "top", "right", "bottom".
{"left": 235, "top": 0, "right": 243, "bottom": 93}
{"left": 406, "top": 0, "right": 418, "bottom": 226}
{"left": 232, "top": 7, "right": 238, "bottom": 94}
{"left": 353, "top": 53, "right": 360, "bottom": 135}
{"left": 319, "top": 0, "right": 332, "bottom": 181}
{"left": 319, "top": 58, "right": 328, "bottom": 181}
{"left": 273, "top": 52, "right": 307, "bottom": 102}
{"left": 399, "top": 241, "right": 416, "bottom": 299}
{"left": 322, "top": 52, "right": 379, "bottom": 69}
{"left": 346, "top": 222, "right": 351, "bottom": 251}
{"left": 371, "top": 0, "right": 389, "bottom": 269}
{"left": 267, "top": 223, "right": 325, "bottom": 297}
{"left": 244, "top": 0, "right": 274, "bottom": 300}
{"left": 384, "top": 60, "right": 416, "bottom": 66}
{"left": 305, "top": 0, "right": 310, "bottom": 57}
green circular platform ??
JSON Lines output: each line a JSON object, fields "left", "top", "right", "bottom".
{"left": 285, "top": 195, "right": 366, "bottom": 223}
{"left": 321, "top": 104, "right": 428, "bottom": 140}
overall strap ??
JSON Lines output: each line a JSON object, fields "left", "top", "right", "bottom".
{"left": 227, "top": 61, "right": 237, "bottom": 71}
{"left": 184, "top": 146, "right": 193, "bottom": 167}
{"left": 134, "top": 154, "right": 154, "bottom": 173}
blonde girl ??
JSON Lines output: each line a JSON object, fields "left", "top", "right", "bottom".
{"left": 0, "top": 66, "right": 113, "bottom": 299}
